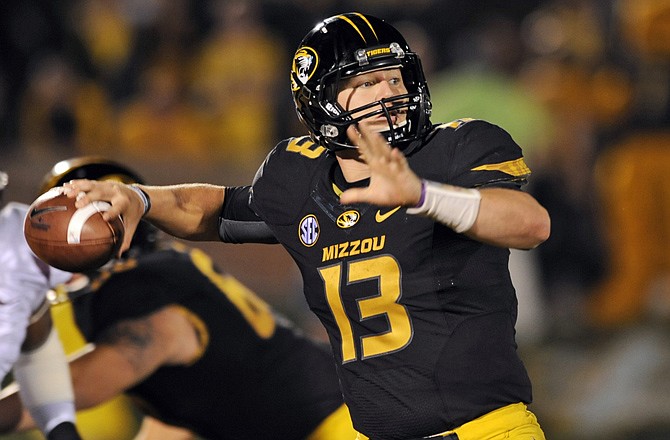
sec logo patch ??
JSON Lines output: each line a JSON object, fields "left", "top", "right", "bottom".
{"left": 299, "top": 214, "right": 320, "bottom": 247}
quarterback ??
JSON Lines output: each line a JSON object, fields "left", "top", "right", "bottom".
{"left": 66, "top": 12, "right": 550, "bottom": 440}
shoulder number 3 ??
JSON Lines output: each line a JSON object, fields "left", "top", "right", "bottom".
{"left": 286, "top": 136, "right": 326, "bottom": 159}
{"left": 318, "top": 255, "right": 413, "bottom": 363}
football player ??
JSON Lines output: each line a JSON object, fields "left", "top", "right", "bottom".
{"left": 0, "top": 157, "right": 356, "bottom": 440}
{"left": 66, "top": 12, "right": 551, "bottom": 440}
{"left": 0, "top": 171, "right": 82, "bottom": 440}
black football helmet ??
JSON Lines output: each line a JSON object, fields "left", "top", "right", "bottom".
{"left": 291, "top": 12, "right": 432, "bottom": 151}
{"left": 40, "top": 156, "right": 158, "bottom": 253}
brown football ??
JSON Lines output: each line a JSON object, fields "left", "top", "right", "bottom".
{"left": 24, "top": 187, "right": 124, "bottom": 272}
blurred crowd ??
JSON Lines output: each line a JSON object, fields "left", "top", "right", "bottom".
{"left": 2, "top": 0, "right": 670, "bottom": 439}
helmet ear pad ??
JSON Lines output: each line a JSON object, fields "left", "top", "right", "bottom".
{"left": 291, "top": 12, "right": 432, "bottom": 151}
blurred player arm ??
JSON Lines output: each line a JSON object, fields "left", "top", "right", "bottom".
{"left": 0, "top": 305, "right": 80, "bottom": 438}
{"left": 0, "top": 306, "right": 202, "bottom": 434}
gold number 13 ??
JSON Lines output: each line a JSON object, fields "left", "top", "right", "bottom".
{"left": 318, "top": 255, "right": 413, "bottom": 363}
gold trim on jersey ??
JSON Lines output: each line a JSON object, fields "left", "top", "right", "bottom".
{"left": 307, "top": 404, "right": 358, "bottom": 440}
{"left": 355, "top": 403, "right": 544, "bottom": 440}
{"left": 471, "top": 157, "right": 531, "bottom": 177}
{"left": 439, "top": 118, "right": 476, "bottom": 129}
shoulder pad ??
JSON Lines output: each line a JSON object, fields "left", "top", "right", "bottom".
{"left": 251, "top": 137, "right": 330, "bottom": 225}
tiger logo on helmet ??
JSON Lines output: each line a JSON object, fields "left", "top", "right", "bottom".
{"left": 291, "top": 47, "right": 319, "bottom": 91}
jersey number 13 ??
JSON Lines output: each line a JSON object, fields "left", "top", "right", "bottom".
{"left": 318, "top": 255, "right": 413, "bottom": 363}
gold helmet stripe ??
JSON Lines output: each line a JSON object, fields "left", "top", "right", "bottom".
{"left": 353, "top": 12, "right": 378, "bottom": 40}
{"left": 337, "top": 13, "right": 379, "bottom": 43}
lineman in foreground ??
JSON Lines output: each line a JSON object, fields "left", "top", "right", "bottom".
{"left": 0, "top": 157, "right": 356, "bottom": 440}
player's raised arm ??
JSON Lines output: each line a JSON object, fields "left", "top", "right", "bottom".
{"left": 65, "top": 180, "right": 225, "bottom": 253}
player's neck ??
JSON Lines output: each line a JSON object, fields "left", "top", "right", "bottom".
{"left": 336, "top": 153, "right": 370, "bottom": 183}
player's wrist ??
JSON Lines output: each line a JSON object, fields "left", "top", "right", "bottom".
{"left": 128, "top": 184, "right": 151, "bottom": 217}
{"left": 413, "top": 180, "right": 427, "bottom": 208}
{"left": 407, "top": 180, "right": 481, "bottom": 233}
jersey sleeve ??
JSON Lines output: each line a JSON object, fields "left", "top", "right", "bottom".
{"left": 446, "top": 120, "right": 531, "bottom": 190}
{"left": 221, "top": 186, "right": 258, "bottom": 221}
{"left": 219, "top": 186, "right": 277, "bottom": 244}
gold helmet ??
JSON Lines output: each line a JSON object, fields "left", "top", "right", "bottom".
{"left": 40, "top": 156, "right": 144, "bottom": 195}
{"left": 40, "top": 156, "right": 157, "bottom": 253}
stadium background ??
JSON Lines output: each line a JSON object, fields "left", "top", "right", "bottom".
{"left": 2, "top": 0, "right": 670, "bottom": 439}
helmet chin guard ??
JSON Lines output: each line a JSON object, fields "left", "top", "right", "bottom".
{"left": 291, "top": 12, "right": 432, "bottom": 151}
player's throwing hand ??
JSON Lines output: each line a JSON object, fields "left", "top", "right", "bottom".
{"left": 64, "top": 179, "right": 144, "bottom": 255}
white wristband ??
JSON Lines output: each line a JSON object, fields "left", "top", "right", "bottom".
{"left": 407, "top": 180, "right": 481, "bottom": 233}
{"left": 128, "top": 184, "right": 151, "bottom": 216}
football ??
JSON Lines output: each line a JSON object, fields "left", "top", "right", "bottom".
{"left": 24, "top": 187, "right": 124, "bottom": 272}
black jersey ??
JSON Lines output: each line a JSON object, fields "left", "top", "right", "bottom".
{"left": 248, "top": 120, "right": 534, "bottom": 439}
{"left": 71, "top": 244, "right": 344, "bottom": 440}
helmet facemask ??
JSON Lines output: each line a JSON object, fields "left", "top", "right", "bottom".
{"left": 325, "top": 64, "right": 429, "bottom": 149}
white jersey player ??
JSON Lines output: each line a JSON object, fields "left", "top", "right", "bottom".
{"left": 0, "top": 171, "right": 82, "bottom": 440}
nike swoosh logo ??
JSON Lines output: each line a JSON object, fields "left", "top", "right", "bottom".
{"left": 375, "top": 206, "right": 401, "bottom": 222}
{"left": 30, "top": 206, "right": 66, "bottom": 218}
